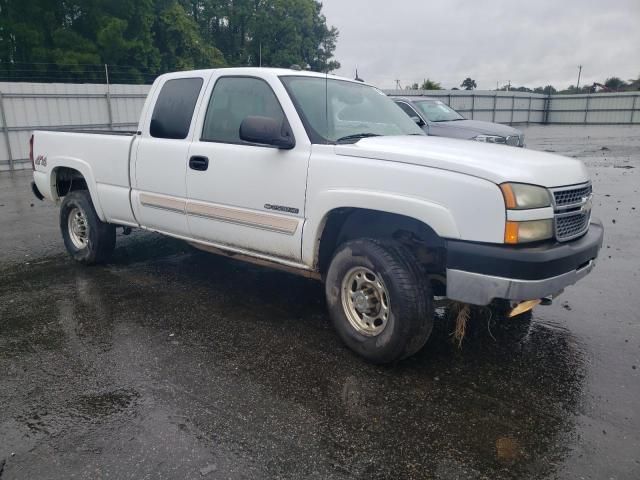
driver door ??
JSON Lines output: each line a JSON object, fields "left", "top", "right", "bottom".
{"left": 185, "top": 75, "right": 310, "bottom": 261}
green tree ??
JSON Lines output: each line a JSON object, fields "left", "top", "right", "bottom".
{"left": 460, "top": 77, "right": 477, "bottom": 90}
{"left": 193, "top": 0, "right": 339, "bottom": 71}
{"left": 604, "top": 76, "right": 626, "bottom": 91}
{"left": 0, "top": 0, "right": 339, "bottom": 83}
{"left": 626, "top": 74, "right": 640, "bottom": 91}
{"left": 153, "top": 1, "right": 225, "bottom": 72}
{"left": 533, "top": 85, "right": 556, "bottom": 95}
{"left": 420, "top": 78, "right": 442, "bottom": 90}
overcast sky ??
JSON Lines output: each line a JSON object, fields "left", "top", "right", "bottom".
{"left": 321, "top": 0, "right": 640, "bottom": 90}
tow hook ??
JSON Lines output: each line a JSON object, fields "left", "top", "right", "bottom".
{"left": 540, "top": 296, "right": 553, "bottom": 306}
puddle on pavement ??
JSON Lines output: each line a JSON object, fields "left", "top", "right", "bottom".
{"left": 0, "top": 238, "right": 592, "bottom": 478}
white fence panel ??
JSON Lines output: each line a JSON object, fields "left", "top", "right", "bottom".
{"left": 2, "top": 81, "right": 639, "bottom": 170}
{"left": 385, "top": 89, "right": 640, "bottom": 127}
{"left": 0, "top": 82, "right": 150, "bottom": 170}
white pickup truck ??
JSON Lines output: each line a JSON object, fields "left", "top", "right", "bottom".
{"left": 31, "top": 68, "right": 603, "bottom": 363}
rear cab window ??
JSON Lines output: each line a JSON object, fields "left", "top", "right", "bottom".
{"left": 150, "top": 78, "right": 204, "bottom": 139}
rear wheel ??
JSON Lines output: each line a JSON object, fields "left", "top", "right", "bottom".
{"left": 60, "top": 190, "right": 115, "bottom": 264}
{"left": 325, "top": 238, "right": 434, "bottom": 364}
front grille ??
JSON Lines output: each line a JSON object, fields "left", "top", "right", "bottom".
{"left": 556, "top": 212, "right": 589, "bottom": 239}
{"left": 552, "top": 182, "right": 592, "bottom": 241}
{"left": 506, "top": 135, "right": 521, "bottom": 146}
{"left": 553, "top": 184, "right": 592, "bottom": 207}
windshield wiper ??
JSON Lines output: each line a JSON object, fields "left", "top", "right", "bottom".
{"left": 335, "top": 133, "right": 381, "bottom": 143}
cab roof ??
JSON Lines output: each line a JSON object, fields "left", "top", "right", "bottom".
{"left": 158, "top": 67, "right": 373, "bottom": 87}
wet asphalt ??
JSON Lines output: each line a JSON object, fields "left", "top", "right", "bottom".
{"left": 1, "top": 125, "right": 639, "bottom": 479}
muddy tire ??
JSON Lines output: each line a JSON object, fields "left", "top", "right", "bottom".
{"left": 60, "top": 190, "right": 115, "bottom": 265}
{"left": 325, "top": 238, "right": 434, "bottom": 364}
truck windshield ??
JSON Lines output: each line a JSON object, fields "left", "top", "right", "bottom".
{"left": 280, "top": 76, "right": 424, "bottom": 143}
{"left": 415, "top": 100, "right": 465, "bottom": 122}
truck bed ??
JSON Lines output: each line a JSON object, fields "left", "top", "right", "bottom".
{"left": 32, "top": 130, "right": 138, "bottom": 226}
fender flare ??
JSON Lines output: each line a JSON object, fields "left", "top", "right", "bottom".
{"left": 302, "top": 189, "right": 460, "bottom": 266}
{"left": 46, "top": 156, "right": 107, "bottom": 221}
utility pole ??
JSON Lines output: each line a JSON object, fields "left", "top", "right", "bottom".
{"left": 576, "top": 65, "right": 582, "bottom": 91}
{"left": 507, "top": 80, "right": 511, "bottom": 91}
{"left": 259, "top": 42, "right": 262, "bottom": 67}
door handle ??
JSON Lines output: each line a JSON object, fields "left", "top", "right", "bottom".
{"left": 189, "top": 155, "right": 209, "bottom": 171}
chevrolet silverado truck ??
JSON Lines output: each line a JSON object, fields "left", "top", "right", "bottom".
{"left": 30, "top": 68, "right": 603, "bottom": 363}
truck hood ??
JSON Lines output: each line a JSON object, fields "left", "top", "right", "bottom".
{"left": 430, "top": 119, "right": 521, "bottom": 138}
{"left": 334, "top": 135, "right": 589, "bottom": 187}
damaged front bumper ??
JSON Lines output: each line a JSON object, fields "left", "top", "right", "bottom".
{"left": 445, "top": 220, "right": 604, "bottom": 306}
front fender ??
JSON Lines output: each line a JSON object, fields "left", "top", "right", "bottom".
{"left": 301, "top": 189, "right": 460, "bottom": 266}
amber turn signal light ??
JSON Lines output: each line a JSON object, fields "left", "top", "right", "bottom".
{"left": 500, "top": 184, "right": 517, "bottom": 209}
{"left": 504, "top": 221, "right": 520, "bottom": 244}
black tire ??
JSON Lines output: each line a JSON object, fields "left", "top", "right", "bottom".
{"left": 60, "top": 190, "right": 116, "bottom": 265}
{"left": 325, "top": 238, "right": 434, "bottom": 364}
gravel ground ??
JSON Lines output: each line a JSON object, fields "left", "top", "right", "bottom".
{"left": 1, "top": 125, "right": 639, "bottom": 479}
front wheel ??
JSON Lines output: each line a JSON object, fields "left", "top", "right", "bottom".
{"left": 60, "top": 190, "right": 115, "bottom": 264}
{"left": 325, "top": 239, "right": 434, "bottom": 364}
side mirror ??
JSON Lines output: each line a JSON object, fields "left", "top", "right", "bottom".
{"left": 239, "top": 116, "right": 295, "bottom": 149}
{"left": 410, "top": 115, "right": 425, "bottom": 127}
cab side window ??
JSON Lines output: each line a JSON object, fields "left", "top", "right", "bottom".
{"left": 150, "top": 78, "right": 203, "bottom": 139}
{"left": 201, "top": 77, "right": 286, "bottom": 144}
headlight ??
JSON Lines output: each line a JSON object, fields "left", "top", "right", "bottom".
{"left": 473, "top": 134, "right": 506, "bottom": 144}
{"left": 500, "top": 183, "right": 551, "bottom": 210}
{"left": 505, "top": 219, "right": 554, "bottom": 244}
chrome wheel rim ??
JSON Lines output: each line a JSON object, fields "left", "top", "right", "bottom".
{"left": 68, "top": 207, "right": 89, "bottom": 249}
{"left": 341, "top": 267, "right": 390, "bottom": 336}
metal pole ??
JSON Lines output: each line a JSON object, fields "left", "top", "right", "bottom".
{"left": 0, "top": 91, "right": 13, "bottom": 170}
{"left": 576, "top": 65, "right": 582, "bottom": 91}
{"left": 630, "top": 95, "right": 638, "bottom": 123}
{"left": 510, "top": 96, "right": 515, "bottom": 125}
{"left": 492, "top": 94, "right": 497, "bottom": 122}
{"left": 584, "top": 95, "right": 590, "bottom": 125}
{"left": 543, "top": 95, "right": 551, "bottom": 124}
{"left": 470, "top": 94, "right": 475, "bottom": 120}
{"left": 104, "top": 64, "right": 114, "bottom": 131}
{"left": 527, "top": 96, "right": 532, "bottom": 124}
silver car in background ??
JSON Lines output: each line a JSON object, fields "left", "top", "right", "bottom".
{"left": 392, "top": 96, "right": 525, "bottom": 147}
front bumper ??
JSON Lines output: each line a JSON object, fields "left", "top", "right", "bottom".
{"left": 445, "top": 220, "right": 604, "bottom": 305}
